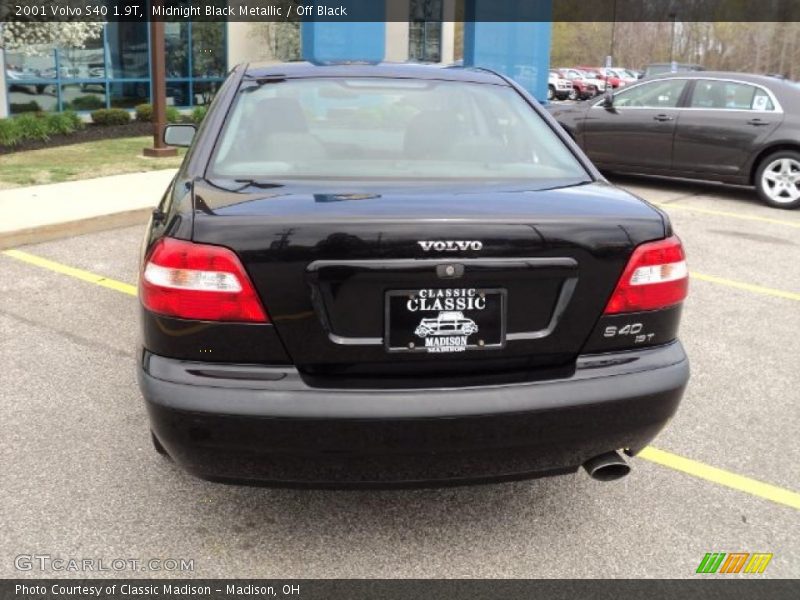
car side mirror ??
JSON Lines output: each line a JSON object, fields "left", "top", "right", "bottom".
{"left": 602, "top": 89, "right": 614, "bottom": 108}
{"left": 164, "top": 124, "right": 196, "bottom": 147}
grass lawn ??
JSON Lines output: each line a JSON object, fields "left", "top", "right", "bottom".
{"left": 0, "top": 137, "right": 185, "bottom": 189}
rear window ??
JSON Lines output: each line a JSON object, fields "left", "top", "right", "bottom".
{"left": 209, "top": 77, "right": 589, "bottom": 183}
{"left": 690, "top": 80, "right": 775, "bottom": 111}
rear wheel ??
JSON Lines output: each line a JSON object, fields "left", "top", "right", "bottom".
{"left": 568, "top": 88, "right": 578, "bottom": 101}
{"left": 755, "top": 151, "right": 800, "bottom": 209}
{"left": 547, "top": 85, "right": 555, "bottom": 101}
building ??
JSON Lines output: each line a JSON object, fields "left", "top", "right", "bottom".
{"left": 1, "top": 1, "right": 457, "bottom": 118}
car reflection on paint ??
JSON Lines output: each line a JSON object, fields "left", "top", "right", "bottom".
{"left": 415, "top": 312, "right": 479, "bottom": 338}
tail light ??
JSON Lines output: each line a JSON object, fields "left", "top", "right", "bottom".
{"left": 604, "top": 236, "right": 688, "bottom": 314}
{"left": 140, "top": 238, "right": 268, "bottom": 323}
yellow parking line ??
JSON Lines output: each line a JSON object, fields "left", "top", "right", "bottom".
{"left": 2, "top": 249, "right": 137, "bottom": 296}
{"left": 692, "top": 272, "right": 800, "bottom": 302}
{"left": 3, "top": 247, "right": 799, "bottom": 510}
{"left": 652, "top": 201, "right": 800, "bottom": 229}
{"left": 639, "top": 447, "right": 800, "bottom": 511}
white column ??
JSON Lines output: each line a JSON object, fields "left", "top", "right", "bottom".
{"left": 440, "top": 0, "right": 456, "bottom": 64}
{"left": 385, "top": 22, "right": 410, "bottom": 62}
{"left": 227, "top": 21, "right": 276, "bottom": 66}
{"left": 385, "top": 0, "right": 410, "bottom": 62}
{"left": 0, "top": 49, "right": 8, "bottom": 118}
{"left": 440, "top": 22, "right": 455, "bottom": 64}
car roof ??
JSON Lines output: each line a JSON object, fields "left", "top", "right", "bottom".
{"left": 646, "top": 63, "right": 703, "bottom": 68}
{"left": 651, "top": 71, "right": 779, "bottom": 84}
{"left": 243, "top": 61, "right": 509, "bottom": 85}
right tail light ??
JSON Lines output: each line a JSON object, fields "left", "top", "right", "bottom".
{"left": 604, "top": 236, "right": 688, "bottom": 314}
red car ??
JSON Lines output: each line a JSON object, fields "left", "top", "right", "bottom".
{"left": 555, "top": 68, "right": 598, "bottom": 100}
{"left": 578, "top": 66, "right": 626, "bottom": 89}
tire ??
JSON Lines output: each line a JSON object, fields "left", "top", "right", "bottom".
{"left": 151, "top": 431, "right": 169, "bottom": 457}
{"left": 755, "top": 150, "right": 800, "bottom": 209}
{"left": 568, "top": 88, "right": 579, "bottom": 101}
{"left": 547, "top": 85, "right": 555, "bottom": 101}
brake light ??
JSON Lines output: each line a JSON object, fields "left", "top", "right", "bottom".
{"left": 140, "top": 238, "right": 268, "bottom": 322}
{"left": 604, "top": 236, "right": 688, "bottom": 314}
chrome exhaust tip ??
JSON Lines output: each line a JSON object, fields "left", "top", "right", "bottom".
{"left": 583, "top": 450, "right": 631, "bottom": 482}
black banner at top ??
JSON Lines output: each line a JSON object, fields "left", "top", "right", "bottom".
{"left": 2, "top": 0, "right": 800, "bottom": 23}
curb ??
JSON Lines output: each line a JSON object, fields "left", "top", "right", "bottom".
{"left": 0, "top": 208, "right": 152, "bottom": 250}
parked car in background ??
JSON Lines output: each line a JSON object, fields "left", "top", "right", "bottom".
{"left": 555, "top": 68, "right": 602, "bottom": 100}
{"left": 579, "top": 67, "right": 626, "bottom": 89}
{"left": 608, "top": 68, "right": 639, "bottom": 87}
{"left": 548, "top": 72, "right": 800, "bottom": 208}
{"left": 643, "top": 63, "right": 705, "bottom": 79}
{"left": 576, "top": 69, "right": 608, "bottom": 93}
{"left": 548, "top": 70, "right": 574, "bottom": 101}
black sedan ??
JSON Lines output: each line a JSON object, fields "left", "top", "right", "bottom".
{"left": 137, "top": 62, "right": 689, "bottom": 487}
{"left": 548, "top": 72, "right": 800, "bottom": 209}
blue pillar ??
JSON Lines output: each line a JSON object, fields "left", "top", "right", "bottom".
{"left": 301, "top": 1, "right": 386, "bottom": 64}
{"left": 463, "top": 1, "right": 553, "bottom": 102}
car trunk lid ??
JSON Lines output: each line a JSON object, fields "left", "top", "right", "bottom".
{"left": 191, "top": 179, "right": 665, "bottom": 384}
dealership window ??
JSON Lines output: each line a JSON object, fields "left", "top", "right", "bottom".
{"left": 4, "top": 19, "right": 227, "bottom": 115}
{"left": 59, "top": 35, "right": 105, "bottom": 80}
{"left": 192, "top": 23, "right": 226, "bottom": 78}
{"left": 61, "top": 82, "right": 106, "bottom": 111}
{"left": 107, "top": 22, "right": 149, "bottom": 79}
{"left": 409, "top": 0, "right": 443, "bottom": 62}
{"left": 5, "top": 47, "right": 62, "bottom": 114}
{"left": 165, "top": 23, "right": 190, "bottom": 79}
{"left": 110, "top": 81, "right": 150, "bottom": 109}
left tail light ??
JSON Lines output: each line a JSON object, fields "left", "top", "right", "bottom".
{"left": 140, "top": 238, "right": 268, "bottom": 323}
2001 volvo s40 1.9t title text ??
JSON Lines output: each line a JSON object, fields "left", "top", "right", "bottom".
{"left": 137, "top": 63, "right": 690, "bottom": 487}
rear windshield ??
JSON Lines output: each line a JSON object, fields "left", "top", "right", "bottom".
{"left": 209, "top": 77, "right": 589, "bottom": 183}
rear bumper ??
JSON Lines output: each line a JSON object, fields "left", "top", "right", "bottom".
{"left": 138, "top": 342, "right": 689, "bottom": 487}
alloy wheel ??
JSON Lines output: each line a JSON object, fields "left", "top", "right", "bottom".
{"left": 761, "top": 158, "right": 800, "bottom": 204}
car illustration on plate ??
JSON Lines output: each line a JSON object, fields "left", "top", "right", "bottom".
{"left": 415, "top": 312, "right": 479, "bottom": 338}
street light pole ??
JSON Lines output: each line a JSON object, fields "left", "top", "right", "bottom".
{"left": 669, "top": 13, "right": 677, "bottom": 64}
{"left": 144, "top": 0, "right": 177, "bottom": 158}
{"left": 609, "top": 0, "right": 617, "bottom": 64}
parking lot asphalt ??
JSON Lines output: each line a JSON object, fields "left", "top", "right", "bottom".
{"left": 1, "top": 178, "right": 798, "bottom": 579}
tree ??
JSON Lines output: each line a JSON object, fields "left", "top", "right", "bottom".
{"left": 249, "top": 22, "right": 301, "bottom": 63}
{"left": 1, "top": 22, "right": 103, "bottom": 55}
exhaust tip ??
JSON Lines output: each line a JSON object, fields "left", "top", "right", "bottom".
{"left": 583, "top": 451, "right": 631, "bottom": 482}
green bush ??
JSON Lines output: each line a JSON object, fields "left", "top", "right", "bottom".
{"left": 166, "top": 106, "right": 180, "bottom": 123}
{"left": 191, "top": 106, "right": 207, "bottom": 124}
{"left": 14, "top": 114, "right": 51, "bottom": 142}
{"left": 0, "top": 119, "right": 22, "bottom": 146}
{"left": 136, "top": 103, "right": 181, "bottom": 123}
{"left": 135, "top": 103, "right": 153, "bottom": 122}
{"left": 90, "top": 108, "right": 131, "bottom": 126}
{"left": 69, "top": 95, "right": 105, "bottom": 111}
{"left": 46, "top": 112, "right": 79, "bottom": 136}
{"left": 9, "top": 101, "right": 41, "bottom": 114}
{"left": 0, "top": 111, "right": 87, "bottom": 147}
{"left": 62, "top": 111, "right": 84, "bottom": 131}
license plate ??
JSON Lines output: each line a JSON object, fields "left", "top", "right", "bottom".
{"left": 385, "top": 288, "right": 506, "bottom": 353}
